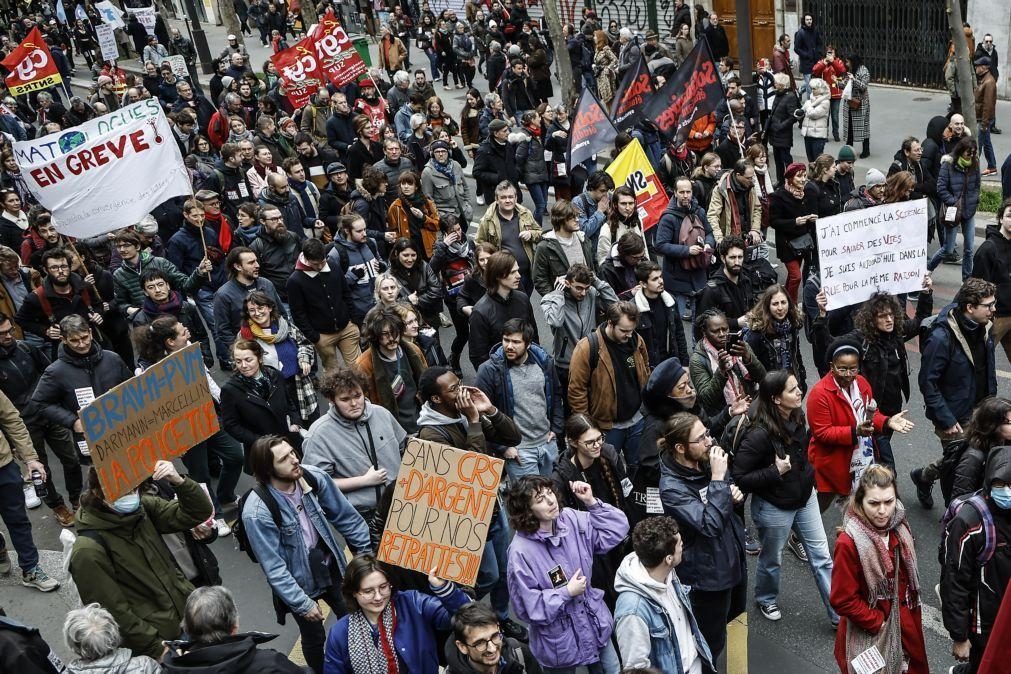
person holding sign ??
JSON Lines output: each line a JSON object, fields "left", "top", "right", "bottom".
{"left": 70, "top": 459, "right": 214, "bottom": 661}
{"left": 323, "top": 553, "right": 472, "bottom": 674}
{"left": 830, "top": 465, "right": 927, "bottom": 674}
{"left": 505, "top": 475, "right": 629, "bottom": 674}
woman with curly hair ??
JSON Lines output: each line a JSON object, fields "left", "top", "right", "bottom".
{"left": 945, "top": 397, "right": 1011, "bottom": 503}
{"left": 506, "top": 475, "right": 628, "bottom": 674}
{"left": 592, "top": 30, "right": 618, "bottom": 107}
{"left": 838, "top": 285, "right": 933, "bottom": 470}
{"left": 239, "top": 290, "right": 318, "bottom": 427}
{"left": 743, "top": 284, "right": 809, "bottom": 392}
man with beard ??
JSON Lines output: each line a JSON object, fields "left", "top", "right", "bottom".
{"left": 282, "top": 159, "right": 325, "bottom": 237}
{"left": 293, "top": 133, "right": 338, "bottom": 190}
{"left": 352, "top": 79, "right": 387, "bottom": 141}
{"left": 386, "top": 70, "right": 411, "bottom": 112}
{"left": 299, "top": 89, "right": 332, "bottom": 147}
{"left": 325, "top": 92, "right": 356, "bottom": 159}
{"left": 19, "top": 213, "right": 64, "bottom": 272}
{"left": 253, "top": 116, "right": 295, "bottom": 166}
{"left": 632, "top": 260, "right": 688, "bottom": 367}
{"left": 409, "top": 69, "right": 436, "bottom": 102}
{"left": 258, "top": 172, "right": 311, "bottom": 240}
{"left": 212, "top": 247, "right": 284, "bottom": 365}
{"left": 15, "top": 248, "right": 106, "bottom": 360}
{"left": 206, "top": 143, "right": 255, "bottom": 223}
{"left": 708, "top": 158, "right": 763, "bottom": 243}
{"left": 655, "top": 177, "right": 716, "bottom": 321}
{"left": 249, "top": 206, "right": 301, "bottom": 305}
{"left": 318, "top": 163, "right": 353, "bottom": 234}
{"left": 354, "top": 307, "right": 427, "bottom": 435}
{"left": 696, "top": 234, "right": 756, "bottom": 332}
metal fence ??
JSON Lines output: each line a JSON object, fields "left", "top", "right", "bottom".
{"left": 806, "top": 0, "right": 955, "bottom": 89}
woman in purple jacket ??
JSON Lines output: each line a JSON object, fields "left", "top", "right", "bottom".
{"left": 505, "top": 475, "right": 629, "bottom": 674}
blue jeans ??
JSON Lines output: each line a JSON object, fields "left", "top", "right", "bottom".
{"left": 0, "top": 461, "right": 39, "bottom": 573}
{"left": 543, "top": 639, "right": 619, "bottom": 674}
{"left": 475, "top": 511, "right": 511, "bottom": 620}
{"left": 181, "top": 429, "right": 244, "bottom": 508}
{"left": 193, "top": 288, "right": 223, "bottom": 363}
{"left": 979, "top": 122, "right": 997, "bottom": 169}
{"left": 751, "top": 489, "right": 838, "bottom": 622}
{"left": 425, "top": 49, "right": 440, "bottom": 79}
{"left": 504, "top": 439, "right": 557, "bottom": 482}
{"left": 927, "top": 216, "right": 975, "bottom": 280}
{"left": 800, "top": 73, "right": 812, "bottom": 100}
{"left": 829, "top": 98, "right": 841, "bottom": 138}
{"left": 804, "top": 136, "right": 826, "bottom": 162}
{"left": 528, "top": 182, "right": 549, "bottom": 225}
{"left": 605, "top": 417, "right": 644, "bottom": 477}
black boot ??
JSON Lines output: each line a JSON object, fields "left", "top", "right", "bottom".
{"left": 909, "top": 468, "right": 935, "bottom": 509}
{"left": 859, "top": 138, "right": 870, "bottom": 159}
{"left": 449, "top": 352, "right": 462, "bottom": 376}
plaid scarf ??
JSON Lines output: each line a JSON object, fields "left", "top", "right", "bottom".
{"left": 347, "top": 603, "right": 399, "bottom": 674}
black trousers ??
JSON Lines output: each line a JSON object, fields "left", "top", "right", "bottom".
{"left": 690, "top": 577, "right": 748, "bottom": 673}
{"left": 291, "top": 585, "right": 347, "bottom": 674}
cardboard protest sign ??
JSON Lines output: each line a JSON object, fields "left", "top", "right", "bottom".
{"left": 378, "top": 438, "right": 503, "bottom": 586}
{"left": 610, "top": 54, "right": 654, "bottom": 131}
{"left": 79, "top": 343, "right": 219, "bottom": 501}
{"left": 567, "top": 87, "right": 618, "bottom": 169}
{"left": 1, "top": 27, "right": 64, "bottom": 97}
{"left": 270, "top": 37, "right": 327, "bottom": 109}
{"left": 606, "top": 139, "right": 669, "bottom": 231}
{"left": 12, "top": 100, "right": 191, "bottom": 239}
{"left": 815, "top": 198, "right": 929, "bottom": 311}
{"left": 642, "top": 38, "right": 724, "bottom": 145}
{"left": 309, "top": 10, "right": 367, "bottom": 87}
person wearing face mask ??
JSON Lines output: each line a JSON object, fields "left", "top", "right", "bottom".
{"left": 807, "top": 338, "right": 915, "bottom": 516}
{"left": 944, "top": 398, "right": 1011, "bottom": 504}
{"left": 941, "top": 445, "right": 1011, "bottom": 674}
{"left": 830, "top": 465, "right": 927, "bottom": 674}
{"left": 656, "top": 413, "right": 745, "bottom": 671}
{"left": 69, "top": 459, "right": 214, "bottom": 661}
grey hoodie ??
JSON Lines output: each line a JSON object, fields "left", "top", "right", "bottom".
{"left": 302, "top": 400, "right": 407, "bottom": 510}
{"left": 67, "top": 648, "right": 160, "bottom": 674}
{"left": 539, "top": 278, "right": 618, "bottom": 368}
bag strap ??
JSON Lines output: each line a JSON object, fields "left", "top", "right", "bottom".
{"left": 967, "top": 493, "right": 998, "bottom": 564}
{"left": 252, "top": 483, "right": 283, "bottom": 530}
{"left": 587, "top": 331, "right": 599, "bottom": 373}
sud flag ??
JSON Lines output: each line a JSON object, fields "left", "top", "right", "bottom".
{"left": 567, "top": 88, "right": 619, "bottom": 169}
{"left": 605, "top": 139, "right": 669, "bottom": 231}
{"left": 270, "top": 37, "right": 327, "bottom": 109}
{"left": 1, "top": 27, "right": 64, "bottom": 97}
{"left": 641, "top": 38, "right": 725, "bottom": 145}
{"left": 308, "top": 10, "right": 367, "bottom": 87}
{"left": 610, "top": 54, "right": 654, "bottom": 131}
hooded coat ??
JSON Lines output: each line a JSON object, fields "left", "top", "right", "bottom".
{"left": 161, "top": 633, "right": 305, "bottom": 673}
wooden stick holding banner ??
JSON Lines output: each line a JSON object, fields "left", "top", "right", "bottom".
{"left": 66, "top": 240, "right": 104, "bottom": 302}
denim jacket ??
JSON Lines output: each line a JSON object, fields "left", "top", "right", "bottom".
{"left": 242, "top": 465, "right": 371, "bottom": 616}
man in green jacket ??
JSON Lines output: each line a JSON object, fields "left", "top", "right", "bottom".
{"left": 70, "top": 460, "right": 213, "bottom": 660}
{"left": 531, "top": 199, "right": 596, "bottom": 297}
{"left": 111, "top": 230, "right": 210, "bottom": 319}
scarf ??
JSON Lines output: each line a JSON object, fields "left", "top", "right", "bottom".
{"left": 772, "top": 319, "right": 793, "bottom": 370}
{"left": 203, "top": 210, "right": 233, "bottom": 252}
{"left": 141, "top": 290, "right": 183, "bottom": 316}
{"left": 241, "top": 319, "right": 299, "bottom": 378}
{"left": 703, "top": 338, "right": 744, "bottom": 405}
{"left": 430, "top": 157, "right": 456, "bottom": 185}
{"left": 347, "top": 604, "right": 400, "bottom": 674}
{"left": 525, "top": 124, "right": 542, "bottom": 138}
{"left": 839, "top": 377, "right": 876, "bottom": 488}
{"left": 227, "top": 128, "right": 254, "bottom": 143}
{"left": 843, "top": 502, "right": 920, "bottom": 672}
{"left": 237, "top": 370, "right": 271, "bottom": 400}
{"left": 446, "top": 234, "right": 471, "bottom": 259}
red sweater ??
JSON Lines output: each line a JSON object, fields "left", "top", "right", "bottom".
{"left": 806, "top": 373, "right": 887, "bottom": 495}
{"left": 830, "top": 532, "right": 928, "bottom": 673}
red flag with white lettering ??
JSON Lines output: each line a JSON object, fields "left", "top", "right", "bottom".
{"left": 567, "top": 88, "right": 619, "bottom": 169}
{"left": 641, "top": 39, "right": 725, "bottom": 145}
{"left": 270, "top": 37, "right": 326, "bottom": 109}
{"left": 308, "top": 10, "right": 367, "bottom": 88}
{"left": 1, "top": 27, "right": 64, "bottom": 96}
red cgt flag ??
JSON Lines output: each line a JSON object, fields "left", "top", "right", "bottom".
{"left": 309, "top": 10, "right": 367, "bottom": 88}
{"left": 1, "top": 27, "right": 63, "bottom": 96}
{"left": 270, "top": 37, "right": 326, "bottom": 109}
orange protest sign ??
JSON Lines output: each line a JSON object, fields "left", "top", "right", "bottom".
{"left": 378, "top": 438, "right": 503, "bottom": 586}
{"left": 1, "top": 27, "right": 63, "bottom": 96}
{"left": 79, "top": 343, "right": 219, "bottom": 501}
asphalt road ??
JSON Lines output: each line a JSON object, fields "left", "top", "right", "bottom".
{"left": 5, "top": 19, "right": 1011, "bottom": 671}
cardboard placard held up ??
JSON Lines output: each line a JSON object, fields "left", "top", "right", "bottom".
{"left": 79, "top": 343, "right": 219, "bottom": 501}
{"left": 378, "top": 438, "right": 503, "bottom": 586}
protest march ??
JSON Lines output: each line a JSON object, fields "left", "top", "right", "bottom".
{"left": 0, "top": 1, "right": 1010, "bottom": 673}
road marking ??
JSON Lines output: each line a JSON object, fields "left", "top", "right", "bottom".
{"left": 728, "top": 611, "right": 748, "bottom": 673}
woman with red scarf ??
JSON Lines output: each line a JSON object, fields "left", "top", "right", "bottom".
{"left": 830, "top": 465, "right": 928, "bottom": 673}
{"left": 515, "top": 110, "right": 550, "bottom": 224}
{"left": 323, "top": 553, "right": 471, "bottom": 674}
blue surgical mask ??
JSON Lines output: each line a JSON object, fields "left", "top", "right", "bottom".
{"left": 110, "top": 492, "right": 141, "bottom": 515}
{"left": 991, "top": 486, "right": 1011, "bottom": 510}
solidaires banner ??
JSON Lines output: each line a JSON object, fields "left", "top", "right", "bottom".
{"left": 12, "top": 100, "right": 191, "bottom": 239}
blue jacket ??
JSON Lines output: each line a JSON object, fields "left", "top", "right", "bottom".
{"left": 394, "top": 103, "right": 415, "bottom": 143}
{"left": 654, "top": 199, "right": 716, "bottom": 295}
{"left": 474, "top": 343, "right": 564, "bottom": 438}
{"left": 323, "top": 584, "right": 471, "bottom": 674}
{"left": 937, "top": 156, "right": 981, "bottom": 220}
{"left": 918, "top": 303, "right": 996, "bottom": 429}
{"left": 658, "top": 452, "right": 746, "bottom": 592}
{"left": 241, "top": 465, "right": 371, "bottom": 617}
{"left": 166, "top": 223, "right": 228, "bottom": 290}
{"left": 613, "top": 553, "right": 714, "bottom": 674}
{"left": 572, "top": 190, "right": 606, "bottom": 254}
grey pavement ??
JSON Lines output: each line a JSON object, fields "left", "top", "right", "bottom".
{"left": 17, "top": 18, "right": 1011, "bottom": 671}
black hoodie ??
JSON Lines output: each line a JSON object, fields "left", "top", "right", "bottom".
{"left": 920, "top": 115, "right": 949, "bottom": 197}
{"left": 162, "top": 633, "right": 306, "bottom": 674}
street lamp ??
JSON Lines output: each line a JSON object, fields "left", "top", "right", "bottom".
{"left": 181, "top": 0, "right": 215, "bottom": 74}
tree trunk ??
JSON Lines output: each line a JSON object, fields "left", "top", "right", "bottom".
{"left": 541, "top": 0, "right": 574, "bottom": 107}
{"left": 216, "top": 0, "right": 245, "bottom": 47}
{"left": 946, "top": 0, "right": 977, "bottom": 132}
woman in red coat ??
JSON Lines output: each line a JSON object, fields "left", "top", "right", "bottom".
{"left": 830, "top": 465, "right": 928, "bottom": 673}
{"left": 807, "top": 339, "right": 914, "bottom": 512}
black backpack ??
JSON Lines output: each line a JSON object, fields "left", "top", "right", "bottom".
{"left": 234, "top": 469, "right": 320, "bottom": 564}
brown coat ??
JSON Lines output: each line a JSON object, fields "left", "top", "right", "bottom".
{"left": 567, "top": 326, "right": 650, "bottom": 429}
{"left": 379, "top": 36, "right": 407, "bottom": 72}
{"left": 354, "top": 341, "right": 428, "bottom": 415}
{"left": 0, "top": 388, "right": 36, "bottom": 471}
{"left": 387, "top": 196, "right": 441, "bottom": 258}
{"left": 976, "top": 71, "right": 997, "bottom": 127}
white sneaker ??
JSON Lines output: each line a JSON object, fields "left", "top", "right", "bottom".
{"left": 476, "top": 194, "right": 485, "bottom": 206}
{"left": 23, "top": 484, "right": 41, "bottom": 509}
{"left": 214, "top": 518, "right": 232, "bottom": 537}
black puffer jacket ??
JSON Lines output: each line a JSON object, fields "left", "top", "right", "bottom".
{"left": 732, "top": 417, "right": 815, "bottom": 509}
{"left": 31, "top": 343, "right": 131, "bottom": 429}
{"left": 920, "top": 115, "right": 949, "bottom": 201}
{"left": 515, "top": 129, "right": 550, "bottom": 185}
{"left": 766, "top": 89, "right": 799, "bottom": 148}
{"left": 249, "top": 230, "right": 300, "bottom": 301}
{"left": 162, "top": 632, "right": 307, "bottom": 673}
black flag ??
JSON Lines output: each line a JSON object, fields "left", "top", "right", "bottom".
{"left": 641, "top": 39, "right": 725, "bottom": 145}
{"left": 567, "top": 87, "right": 619, "bottom": 168}
{"left": 610, "top": 54, "right": 654, "bottom": 131}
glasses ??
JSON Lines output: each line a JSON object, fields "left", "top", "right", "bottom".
{"left": 47, "top": 264, "right": 69, "bottom": 271}
{"left": 263, "top": 215, "right": 283, "bottom": 222}
{"left": 467, "top": 632, "right": 504, "bottom": 651}
{"left": 0, "top": 327, "right": 14, "bottom": 337}
{"left": 356, "top": 582, "right": 392, "bottom": 598}
{"left": 978, "top": 301, "right": 997, "bottom": 310}
{"left": 580, "top": 435, "right": 604, "bottom": 448}
{"left": 688, "top": 431, "right": 712, "bottom": 445}
{"left": 833, "top": 365, "right": 860, "bottom": 375}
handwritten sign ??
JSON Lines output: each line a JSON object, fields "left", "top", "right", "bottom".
{"left": 95, "top": 23, "right": 119, "bottom": 62}
{"left": 378, "top": 438, "right": 503, "bottom": 586}
{"left": 79, "top": 343, "right": 219, "bottom": 501}
{"left": 816, "top": 198, "right": 929, "bottom": 311}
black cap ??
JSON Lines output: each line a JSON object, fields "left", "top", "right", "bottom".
{"left": 325, "top": 162, "right": 348, "bottom": 175}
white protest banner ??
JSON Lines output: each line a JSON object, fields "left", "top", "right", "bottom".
{"left": 12, "top": 100, "right": 191, "bottom": 239}
{"left": 166, "top": 55, "right": 188, "bottom": 78}
{"left": 95, "top": 23, "right": 119, "bottom": 62}
{"left": 815, "top": 198, "right": 929, "bottom": 311}
{"left": 126, "top": 7, "right": 157, "bottom": 35}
